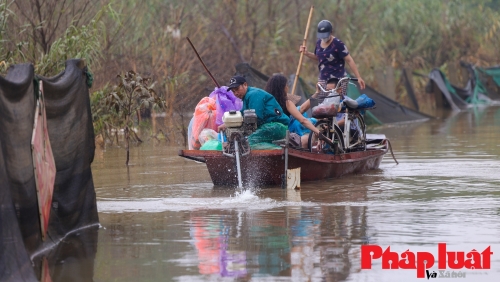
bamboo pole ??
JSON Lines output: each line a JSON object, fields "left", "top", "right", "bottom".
{"left": 291, "top": 6, "right": 314, "bottom": 96}
{"left": 185, "top": 37, "right": 220, "bottom": 88}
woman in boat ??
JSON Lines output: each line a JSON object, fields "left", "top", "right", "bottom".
{"left": 264, "top": 74, "right": 320, "bottom": 148}
{"left": 299, "top": 20, "right": 366, "bottom": 90}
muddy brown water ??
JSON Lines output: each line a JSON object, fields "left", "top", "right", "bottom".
{"left": 55, "top": 106, "right": 500, "bottom": 281}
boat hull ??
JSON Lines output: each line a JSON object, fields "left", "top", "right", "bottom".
{"left": 179, "top": 142, "right": 387, "bottom": 186}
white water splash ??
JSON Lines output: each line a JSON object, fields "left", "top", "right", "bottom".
{"left": 221, "top": 189, "right": 261, "bottom": 204}
{"left": 98, "top": 189, "right": 281, "bottom": 213}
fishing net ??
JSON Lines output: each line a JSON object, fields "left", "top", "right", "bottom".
{"left": 247, "top": 122, "right": 287, "bottom": 146}
{"left": 250, "top": 142, "right": 282, "bottom": 150}
{"left": 479, "top": 67, "right": 500, "bottom": 86}
{"left": 346, "top": 75, "right": 431, "bottom": 124}
{"left": 0, "top": 64, "right": 38, "bottom": 281}
{"left": 233, "top": 63, "right": 431, "bottom": 125}
{"left": 427, "top": 64, "right": 500, "bottom": 110}
{"left": 0, "top": 59, "right": 98, "bottom": 279}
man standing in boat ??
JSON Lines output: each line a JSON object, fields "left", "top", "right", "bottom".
{"left": 299, "top": 20, "right": 366, "bottom": 90}
{"left": 218, "top": 75, "right": 290, "bottom": 145}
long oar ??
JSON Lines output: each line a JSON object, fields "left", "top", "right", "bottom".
{"left": 186, "top": 37, "right": 220, "bottom": 88}
{"left": 290, "top": 5, "right": 314, "bottom": 96}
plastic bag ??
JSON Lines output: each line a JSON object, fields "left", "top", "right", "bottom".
{"left": 323, "top": 95, "right": 341, "bottom": 107}
{"left": 312, "top": 103, "right": 338, "bottom": 118}
{"left": 355, "top": 94, "right": 376, "bottom": 109}
{"left": 198, "top": 128, "right": 218, "bottom": 146}
{"left": 200, "top": 139, "right": 222, "bottom": 150}
{"left": 312, "top": 93, "right": 340, "bottom": 118}
{"left": 187, "top": 117, "right": 194, "bottom": 150}
{"left": 209, "top": 86, "right": 243, "bottom": 126}
{"left": 191, "top": 97, "right": 217, "bottom": 150}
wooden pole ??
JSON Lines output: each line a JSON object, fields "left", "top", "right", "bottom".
{"left": 291, "top": 6, "right": 314, "bottom": 96}
{"left": 185, "top": 37, "right": 221, "bottom": 88}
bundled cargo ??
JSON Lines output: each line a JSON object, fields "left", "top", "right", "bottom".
{"left": 209, "top": 86, "right": 242, "bottom": 126}
{"left": 189, "top": 97, "right": 217, "bottom": 150}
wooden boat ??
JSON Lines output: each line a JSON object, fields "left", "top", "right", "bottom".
{"left": 179, "top": 134, "right": 390, "bottom": 186}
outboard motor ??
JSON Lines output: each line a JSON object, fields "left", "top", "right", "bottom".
{"left": 222, "top": 109, "right": 258, "bottom": 188}
{"left": 223, "top": 109, "right": 257, "bottom": 155}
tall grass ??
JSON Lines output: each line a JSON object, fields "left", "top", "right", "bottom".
{"left": 2, "top": 0, "right": 500, "bottom": 141}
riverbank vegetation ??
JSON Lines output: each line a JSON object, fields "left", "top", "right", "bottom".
{"left": 1, "top": 0, "right": 500, "bottom": 145}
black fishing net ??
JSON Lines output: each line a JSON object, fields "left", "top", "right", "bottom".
{"left": 39, "top": 59, "right": 98, "bottom": 241}
{"left": 234, "top": 63, "right": 311, "bottom": 103}
{"left": 427, "top": 63, "right": 500, "bottom": 110}
{"left": 0, "top": 63, "right": 40, "bottom": 281}
{"left": 0, "top": 59, "right": 98, "bottom": 280}
{"left": 233, "top": 63, "right": 431, "bottom": 124}
{"left": 347, "top": 80, "right": 432, "bottom": 124}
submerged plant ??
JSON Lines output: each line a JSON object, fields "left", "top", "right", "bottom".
{"left": 105, "top": 70, "right": 165, "bottom": 165}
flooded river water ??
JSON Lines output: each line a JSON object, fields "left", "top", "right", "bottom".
{"left": 85, "top": 106, "right": 500, "bottom": 281}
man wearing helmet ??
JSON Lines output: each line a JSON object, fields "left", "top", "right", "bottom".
{"left": 299, "top": 20, "right": 366, "bottom": 90}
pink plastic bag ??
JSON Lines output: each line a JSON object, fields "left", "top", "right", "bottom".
{"left": 312, "top": 103, "right": 338, "bottom": 119}
{"left": 191, "top": 97, "right": 217, "bottom": 150}
{"left": 209, "top": 86, "right": 242, "bottom": 126}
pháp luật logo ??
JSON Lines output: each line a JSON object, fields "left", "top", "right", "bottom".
{"left": 360, "top": 243, "right": 493, "bottom": 279}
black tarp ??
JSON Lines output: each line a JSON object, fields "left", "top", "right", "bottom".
{"left": 0, "top": 59, "right": 98, "bottom": 280}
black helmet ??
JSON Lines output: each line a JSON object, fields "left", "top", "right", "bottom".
{"left": 317, "top": 20, "right": 333, "bottom": 39}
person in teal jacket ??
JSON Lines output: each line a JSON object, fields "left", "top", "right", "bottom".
{"left": 219, "top": 75, "right": 289, "bottom": 146}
